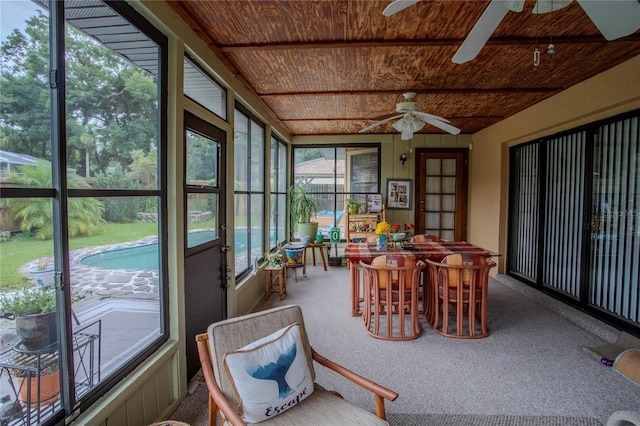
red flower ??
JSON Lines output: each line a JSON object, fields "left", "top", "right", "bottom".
{"left": 405, "top": 222, "right": 415, "bottom": 230}
{"left": 391, "top": 223, "right": 400, "bottom": 232}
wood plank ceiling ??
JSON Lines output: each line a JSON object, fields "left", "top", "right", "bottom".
{"left": 169, "top": 0, "right": 640, "bottom": 136}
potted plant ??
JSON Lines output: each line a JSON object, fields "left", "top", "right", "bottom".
{"left": 28, "top": 257, "right": 55, "bottom": 287}
{"left": 0, "top": 286, "right": 87, "bottom": 353}
{"left": 346, "top": 199, "right": 360, "bottom": 214}
{"left": 12, "top": 357, "right": 60, "bottom": 408}
{"left": 288, "top": 184, "right": 318, "bottom": 242}
{"left": 264, "top": 251, "right": 283, "bottom": 268}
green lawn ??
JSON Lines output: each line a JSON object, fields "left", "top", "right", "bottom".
{"left": 0, "top": 222, "right": 158, "bottom": 291}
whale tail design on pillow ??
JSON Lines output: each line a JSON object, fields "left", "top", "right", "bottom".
{"left": 246, "top": 342, "right": 297, "bottom": 398}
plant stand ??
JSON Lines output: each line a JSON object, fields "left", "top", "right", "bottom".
{"left": 264, "top": 264, "right": 286, "bottom": 301}
{"left": 0, "top": 320, "right": 101, "bottom": 425}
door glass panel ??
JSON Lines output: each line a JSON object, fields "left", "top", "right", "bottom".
{"left": 442, "top": 159, "right": 457, "bottom": 175}
{"left": 426, "top": 195, "right": 440, "bottom": 210}
{"left": 442, "top": 195, "right": 456, "bottom": 211}
{"left": 187, "top": 193, "right": 218, "bottom": 247}
{"left": 426, "top": 177, "right": 440, "bottom": 193}
{"left": 186, "top": 130, "right": 219, "bottom": 187}
{"left": 426, "top": 213, "right": 440, "bottom": 228}
{"left": 426, "top": 159, "right": 440, "bottom": 175}
{"left": 442, "top": 177, "right": 456, "bottom": 194}
{"left": 442, "top": 230, "right": 455, "bottom": 241}
{"left": 442, "top": 212, "right": 455, "bottom": 229}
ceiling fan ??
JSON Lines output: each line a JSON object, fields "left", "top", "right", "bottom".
{"left": 383, "top": 0, "right": 640, "bottom": 64}
{"left": 358, "top": 92, "right": 461, "bottom": 139}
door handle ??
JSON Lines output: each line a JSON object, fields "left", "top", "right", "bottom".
{"left": 221, "top": 245, "right": 231, "bottom": 252}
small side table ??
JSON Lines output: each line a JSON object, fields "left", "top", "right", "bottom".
{"left": 264, "top": 264, "right": 286, "bottom": 301}
{"left": 303, "top": 243, "right": 328, "bottom": 274}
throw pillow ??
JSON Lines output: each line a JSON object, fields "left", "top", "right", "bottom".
{"left": 223, "top": 323, "right": 314, "bottom": 423}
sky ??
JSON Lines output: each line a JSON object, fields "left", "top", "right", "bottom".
{"left": 0, "top": 0, "right": 43, "bottom": 42}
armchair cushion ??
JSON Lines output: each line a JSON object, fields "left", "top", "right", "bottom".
{"left": 223, "top": 323, "right": 314, "bottom": 423}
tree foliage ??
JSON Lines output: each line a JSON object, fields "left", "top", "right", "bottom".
{"left": 0, "top": 12, "right": 158, "bottom": 177}
{"left": 6, "top": 161, "right": 105, "bottom": 240}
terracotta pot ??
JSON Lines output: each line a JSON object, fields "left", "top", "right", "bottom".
{"left": 19, "top": 370, "right": 60, "bottom": 408}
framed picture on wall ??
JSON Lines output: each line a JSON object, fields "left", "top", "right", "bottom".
{"left": 386, "top": 179, "right": 412, "bottom": 210}
{"left": 367, "top": 193, "right": 383, "bottom": 212}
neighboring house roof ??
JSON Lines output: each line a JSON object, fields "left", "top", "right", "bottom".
{"left": 294, "top": 158, "right": 345, "bottom": 177}
{"left": 0, "top": 150, "right": 40, "bottom": 168}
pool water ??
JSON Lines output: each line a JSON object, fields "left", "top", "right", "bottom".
{"left": 80, "top": 229, "right": 268, "bottom": 270}
{"left": 81, "top": 231, "right": 216, "bottom": 270}
{"left": 81, "top": 244, "right": 159, "bottom": 270}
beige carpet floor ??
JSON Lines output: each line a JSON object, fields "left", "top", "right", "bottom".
{"left": 168, "top": 266, "right": 639, "bottom": 425}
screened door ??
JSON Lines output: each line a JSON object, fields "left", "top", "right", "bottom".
{"left": 184, "top": 112, "right": 227, "bottom": 378}
{"left": 415, "top": 149, "right": 468, "bottom": 241}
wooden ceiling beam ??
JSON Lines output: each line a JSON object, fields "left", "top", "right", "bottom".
{"left": 260, "top": 88, "right": 560, "bottom": 97}
{"left": 218, "top": 35, "right": 640, "bottom": 52}
{"left": 282, "top": 116, "right": 503, "bottom": 122}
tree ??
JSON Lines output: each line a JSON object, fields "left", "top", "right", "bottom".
{"left": 7, "top": 161, "right": 105, "bottom": 240}
{"left": 1, "top": 11, "right": 158, "bottom": 176}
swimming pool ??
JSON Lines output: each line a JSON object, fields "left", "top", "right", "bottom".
{"left": 80, "top": 229, "right": 268, "bottom": 270}
{"left": 81, "top": 231, "right": 216, "bottom": 270}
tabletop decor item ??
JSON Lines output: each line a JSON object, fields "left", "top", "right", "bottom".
{"left": 375, "top": 221, "right": 391, "bottom": 250}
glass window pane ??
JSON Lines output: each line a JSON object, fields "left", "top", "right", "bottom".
{"left": 250, "top": 194, "right": 264, "bottom": 264}
{"left": 250, "top": 122, "right": 264, "bottom": 191}
{"left": 65, "top": 14, "right": 160, "bottom": 189}
{"left": 65, "top": 196, "right": 161, "bottom": 398}
{"left": 277, "top": 193, "right": 287, "bottom": 243}
{"left": 234, "top": 112, "right": 248, "bottom": 191}
{"left": 183, "top": 56, "right": 226, "bottom": 119}
{"left": 277, "top": 141, "right": 287, "bottom": 193}
{"left": 234, "top": 194, "right": 249, "bottom": 273}
{"left": 186, "top": 130, "right": 219, "bottom": 186}
{"left": 269, "top": 194, "right": 277, "bottom": 249}
{"left": 187, "top": 193, "right": 218, "bottom": 248}
{"left": 0, "top": 1, "right": 51, "bottom": 188}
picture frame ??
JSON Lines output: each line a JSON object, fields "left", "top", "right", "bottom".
{"left": 386, "top": 179, "right": 412, "bottom": 210}
{"left": 367, "top": 193, "right": 383, "bottom": 212}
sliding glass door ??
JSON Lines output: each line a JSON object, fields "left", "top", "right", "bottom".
{"left": 508, "top": 110, "right": 639, "bottom": 333}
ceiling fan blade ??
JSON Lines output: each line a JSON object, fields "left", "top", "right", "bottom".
{"left": 503, "top": 0, "right": 525, "bottom": 13}
{"left": 419, "top": 117, "right": 461, "bottom": 135}
{"left": 531, "top": 0, "right": 572, "bottom": 14}
{"left": 576, "top": 0, "right": 640, "bottom": 41}
{"left": 359, "top": 114, "right": 403, "bottom": 133}
{"left": 382, "top": 0, "right": 422, "bottom": 17}
{"left": 370, "top": 112, "right": 401, "bottom": 121}
{"left": 414, "top": 110, "right": 451, "bottom": 124}
{"left": 452, "top": 0, "right": 510, "bottom": 64}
